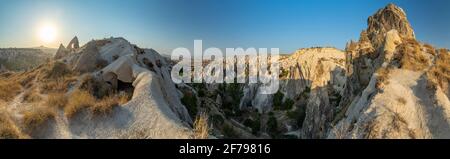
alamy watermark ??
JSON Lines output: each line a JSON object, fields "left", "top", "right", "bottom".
{"left": 171, "top": 40, "right": 280, "bottom": 94}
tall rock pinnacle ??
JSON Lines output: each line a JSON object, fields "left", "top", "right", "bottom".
{"left": 366, "top": 3, "right": 415, "bottom": 48}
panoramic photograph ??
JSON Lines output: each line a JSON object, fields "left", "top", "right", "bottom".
{"left": 0, "top": 0, "right": 449, "bottom": 141}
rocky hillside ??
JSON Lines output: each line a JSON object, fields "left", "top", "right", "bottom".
{"left": 329, "top": 4, "right": 450, "bottom": 139}
{"left": 0, "top": 3, "right": 448, "bottom": 139}
{"left": 0, "top": 37, "right": 194, "bottom": 139}
{"left": 180, "top": 4, "right": 449, "bottom": 139}
{"left": 0, "top": 47, "right": 54, "bottom": 71}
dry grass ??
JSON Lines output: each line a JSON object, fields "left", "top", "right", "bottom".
{"left": 64, "top": 89, "right": 128, "bottom": 118}
{"left": 64, "top": 90, "right": 96, "bottom": 118}
{"left": 192, "top": 112, "right": 210, "bottom": 139}
{"left": 22, "top": 88, "right": 42, "bottom": 103}
{"left": 423, "top": 43, "right": 436, "bottom": 56}
{"left": 0, "top": 112, "right": 24, "bottom": 139}
{"left": 395, "top": 42, "right": 430, "bottom": 71}
{"left": 22, "top": 106, "right": 56, "bottom": 130}
{"left": 376, "top": 67, "right": 391, "bottom": 89}
{"left": 46, "top": 92, "right": 68, "bottom": 108}
{"left": 0, "top": 79, "right": 22, "bottom": 102}
{"left": 40, "top": 61, "right": 73, "bottom": 80}
{"left": 78, "top": 74, "right": 113, "bottom": 98}
{"left": 397, "top": 97, "right": 407, "bottom": 105}
{"left": 427, "top": 49, "right": 450, "bottom": 94}
{"left": 90, "top": 96, "right": 119, "bottom": 116}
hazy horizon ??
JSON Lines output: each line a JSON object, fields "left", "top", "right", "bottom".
{"left": 1, "top": 0, "right": 449, "bottom": 54}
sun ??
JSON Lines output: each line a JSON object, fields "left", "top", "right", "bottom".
{"left": 39, "top": 24, "right": 57, "bottom": 44}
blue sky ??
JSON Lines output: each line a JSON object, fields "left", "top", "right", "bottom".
{"left": 0, "top": 0, "right": 449, "bottom": 54}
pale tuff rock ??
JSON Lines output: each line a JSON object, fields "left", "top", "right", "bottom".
{"left": 67, "top": 36, "right": 80, "bottom": 50}
{"left": 54, "top": 36, "right": 79, "bottom": 60}
{"left": 54, "top": 44, "right": 68, "bottom": 59}
{"left": 72, "top": 41, "right": 101, "bottom": 73}
{"left": 329, "top": 4, "right": 450, "bottom": 139}
{"left": 301, "top": 87, "right": 332, "bottom": 138}
{"left": 238, "top": 48, "right": 346, "bottom": 113}
{"left": 28, "top": 36, "right": 194, "bottom": 138}
{"left": 367, "top": 3, "right": 415, "bottom": 48}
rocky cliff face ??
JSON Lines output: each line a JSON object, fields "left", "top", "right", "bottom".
{"left": 329, "top": 4, "right": 450, "bottom": 139}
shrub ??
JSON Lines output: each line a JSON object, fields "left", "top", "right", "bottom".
{"left": 22, "top": 106, "right": 56, "bottom": 130}
{"left": 267, "top": 115, "right": 279, "bottom": 138}
{"left": 273, "top": 91, "right": 295, "bottom": 110}
{"left": 211, "top": 114, "right": 224, "bottom": 125}
{"left": 279, "top": 68, "right": 289, "bottom": 78}
{"left": 192, "top": 112, "right": 209, "bottom": 139}
{"left": 287, "top": 106, "right": 307, "bottom": 127}
{"left": 222, "top": 124, "right": 238, "bottom": 139}
{"left": 181, "top": 92, "right": 198, "bottom": 118}
{"left": 243, "top": 118, "right": 261, "bottom": 135}
{"left": 283, "top": 98, "right": 295, "bottom": 110}
{"left": 64, "top": 90, "right": 96, "bottom": 118}
{"left": 273, "top": 91, "right": 283, "bottom": 110}
{"left": 42, "top": 61, "right": 72, "bottom": 79}
{"left": 79, "top": 74, "right": 113, "bottom": 98}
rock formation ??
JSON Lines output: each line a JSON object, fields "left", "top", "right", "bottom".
{"left": 329, "top": 4, "right": 450, "bottom": 139}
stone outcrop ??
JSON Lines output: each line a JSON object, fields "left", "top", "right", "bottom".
{"left": 67, "top": 36, "right": 80, "bottom": 50}
{"left": 329, "top": 4, "right": 450, "bottom": 139}
{"left": 366, "top": 3, "right": 415, "bottom": 48}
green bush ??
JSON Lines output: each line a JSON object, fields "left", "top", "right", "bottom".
{"left": 273, "top": 91, "right": 283, "bottom": 110}
{"left": 267, "top": 114, "right": 278, "bottom": 137}
{"left": 243, "top": 118, "right": 261, "bottom": 135}
{"left": 222, "top": 124, "right": 238, "bottom": 139}
{"left": 273, "top": 91, "right": 294, "bottom": 110}
{"left": 181, "top": 93, "right": 198, "bottom": 118}
{"left": 287, "top": 105, "right": 306, "bottom": 127}
{"left": 211, "top": 114, "right": 224, "bottom": 125}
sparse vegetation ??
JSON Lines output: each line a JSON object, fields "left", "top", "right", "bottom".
{"left": 397, "top": 97, "right": 407, "bottom": 105}
{"left": 23, "top": 106, "right": 56, "bottom": 130}
{"left": 79, "top": 74, "right": 113, "bottom": 98}
{"left": 222, "top": 124, "right": 238, "bottom": 138}
{"left": 64, "top": 88, "right": 128, "bottom": 118}
{"left": 22, "top": 88, "right": 42, "bottom": 103}
{"left": 375, "top": 67, "right": 391, "bottom": 89}
{"left": 267, "top": 114, "right": 278, "bottom": 138}
{"left": 394, "top": 42, "right": 430, "bottom": 71}
{"left": 273, "top": 91, "right": 295, "bottom": 110}
{"left": 287, "top": 105, "right": 306, "bottom": 127}
{"left": 181, "top": 92, "right": 198, "bottom": 118}
{"left": 46, "top": 93, "right": 68, "bottom": 108}
{"left": 243, "top": 118, "right": 261, "bottom": 135}
{"left": 0, "top": 79, "right": 22, "bottom": 102}
{"left": 64, "top": 90, "right": 96, "bottom": 118}
{"left": 192, "top": 112, "right": 210, "bottom": 139}
{"left": 90, "top": 96, "right": 119, "bottom": 116}
{"left": 427, "top": 49, "right": 450, "bottom": 94}
{"left": 0, "top": 112, "right": 24, "bottom": 139}
{"left": 41, "top": 61, "right": 73, "bottom": 79}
